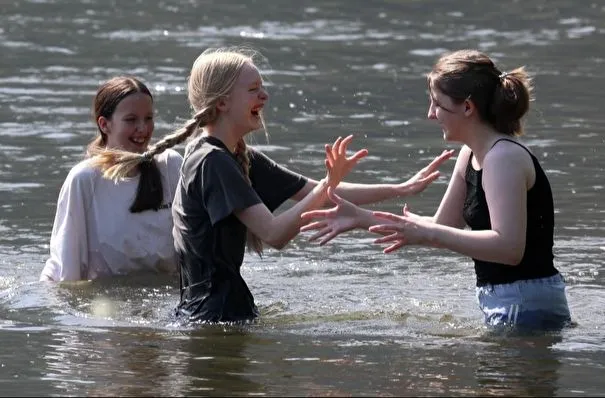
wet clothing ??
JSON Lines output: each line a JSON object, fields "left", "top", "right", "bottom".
{"left": 462, "top": 138, "right": 570, "bottom": 329}
{"left": 41, "top": 149, "right": 183, "bottom": 281}
{"left": 476, "top": 273, "right": 571, "bottom": 330}
{"left": 463, "top": 138, "right": 559, "bottom": 286}
{"left": 172, "top": 136, "right": 306, "bottom": 324}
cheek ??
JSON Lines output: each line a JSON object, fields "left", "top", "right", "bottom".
{"left": 435, "top": 108, "right": 450, "bottom": 121}
{"left": 111, "top": 122, "right": 136, "bottom": 139}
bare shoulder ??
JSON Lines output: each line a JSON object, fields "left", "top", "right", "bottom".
{"left": 485, "top": 140, "right": 533, "bottom": 169}
{"left": 484, "top": 140, "right": 535, "bottom": 187}
{"left": 452, "top": 145, "right": 472, "bottom": 175}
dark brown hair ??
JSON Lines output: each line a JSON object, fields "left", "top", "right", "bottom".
{"left": 427, "top": 49, "right": 533, "bottom": 136}
{"left": 88, "top": 76, "right": 163, "bottom": 213}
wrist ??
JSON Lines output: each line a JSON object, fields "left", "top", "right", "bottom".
{"left": 394, "top": 182, "right": 409, "bottom": 198}
{"left": 357, "top": 208, "right": 375, "bottom": 229}
{"left": 424, "top": 224, "right": 440, "bottom": 247}
{"left": 312, "top": 179, "right": 329, "bottom": 202}
{"left": 316, "top": 178, "right": 329, "bottom": 192}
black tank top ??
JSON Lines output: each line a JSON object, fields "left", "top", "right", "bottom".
{"left": 462, "top": 138, "right": 559, "bottom": 286}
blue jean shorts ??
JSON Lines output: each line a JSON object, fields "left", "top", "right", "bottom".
{"left": 476, "top": 273, "right": 571, "bottom": 330}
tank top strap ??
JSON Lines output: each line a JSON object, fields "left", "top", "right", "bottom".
{"left": 465, "top": 146, "right": 475, "bottom": 174}
{"left": 491, "top": 138, "right": 533, "bottom": 157}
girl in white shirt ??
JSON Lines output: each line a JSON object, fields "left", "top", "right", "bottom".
{"left": 41, "top": 76, "right": 183, "bottom": 281}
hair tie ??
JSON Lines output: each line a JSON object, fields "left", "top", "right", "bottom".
{"left": 499, "top": 71, "right": 508, "bottom": 80}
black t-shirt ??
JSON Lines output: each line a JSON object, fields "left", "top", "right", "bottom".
{"left": 172, "top": 136, "right": 307, "bottom": 323}
{"left": 462, "top": 138, "right": 559, "bottom": 286}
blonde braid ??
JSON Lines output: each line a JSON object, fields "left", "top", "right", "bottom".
{"left": 235, "top": 139, "right": 264, "bottom": 256}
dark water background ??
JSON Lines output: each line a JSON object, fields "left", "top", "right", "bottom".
{"left": 1, "top": 0, "right": 604, "bottom": 395}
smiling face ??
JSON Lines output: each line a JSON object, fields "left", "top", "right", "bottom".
{"left": 98, "top": 92, "right": 154, "bottom": 153}
{"left": 222, "top": 62, "right": 268, "bottom": 134}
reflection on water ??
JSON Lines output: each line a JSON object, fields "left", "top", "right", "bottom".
{"left": 8, "top": 325, "right": 570, "bottom": 396}
{"left": 1, "top": 0, "right": 604, "bottom": 395}
{"left": 42, "top": 328, "right": 266, "bottom": 396}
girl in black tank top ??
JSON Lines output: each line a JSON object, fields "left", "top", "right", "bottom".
{"left": 463, "top": 138, "right": 559, "bottom": 286}
{"left": 301, "top": 49, "right": 572, "bottom": 330}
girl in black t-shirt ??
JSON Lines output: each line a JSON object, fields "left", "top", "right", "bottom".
{"left": 89, "top": 47, "right": 454, "bottom": 324}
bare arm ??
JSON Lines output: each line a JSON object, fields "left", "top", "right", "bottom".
{"left": 371, "top": 144, "right": 532, "bottom": 265}
{"left": 234, "top": 135, "right": 362, "bottom": 250}
{"left": 300, "top": 187, "right": 402, "bottom": 245}
{"left": 291, "top": 149, "right": 455, "bottom": 205}
{"left": 377, "top": 146, "right": 468, "bottom": 226}
{"left": 431, "top": 145, "right": 471, "bottom": 228}
{"left": 236, "top": 179, "right": 329, "bottom": 250}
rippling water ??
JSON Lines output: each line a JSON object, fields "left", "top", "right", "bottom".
{"left": 1, "top": 0, "right": 604, "bottom": 395}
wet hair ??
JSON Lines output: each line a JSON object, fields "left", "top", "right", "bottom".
{"left": 87, "top": 76, "right": 163, "bottom": 213}
{"left": 90, "top": 48, "right": 267, "bottom": 255}
{"left": 427, "top": 49, "right": 533, "bottom": 136}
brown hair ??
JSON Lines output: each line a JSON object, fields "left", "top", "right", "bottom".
{"left": 89, "top": 48, "right": 267, "bottom": 255}
{"left": 88, "top": 76, "right": 163, "bottom": 213}
{"left": 427, "top": 49, "right": 533, "bottom": 136}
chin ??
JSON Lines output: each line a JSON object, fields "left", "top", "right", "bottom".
{"left": 248, "top": 122, "right": 262, "bottom": 133}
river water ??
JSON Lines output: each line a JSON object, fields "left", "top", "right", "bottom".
{"left": 1, "top": 0, "right": 604, "bottom": 396}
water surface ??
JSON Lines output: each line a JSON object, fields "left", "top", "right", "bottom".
{"left": 1, "top": 0, "right": 604, "bottom": 395}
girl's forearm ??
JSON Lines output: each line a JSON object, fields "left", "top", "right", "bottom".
{"left": 427, "top": 224, "right": 524, "bottom": 265}
{"left": 333, "top": 182, "right": 399, "bottom": 205}
{"left": 269, "top": 179, "right": 329, "bottom": 249}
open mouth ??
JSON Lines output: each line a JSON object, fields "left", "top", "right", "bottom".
{"left": 130, "top": 137, "right": 149, "bottom": 147}
{"left": 251, "top": 106, "right": 263, "bottom": 118}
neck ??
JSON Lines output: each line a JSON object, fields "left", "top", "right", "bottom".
{"left": 202, "top": 119, "right": 246, "bottom": 153}
{"left": 462, "top": 123, "right": 508, "bottom": 166}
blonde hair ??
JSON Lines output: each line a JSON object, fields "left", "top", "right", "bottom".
{"left": 89, "top": 47, "right": 267, "bottom": 254}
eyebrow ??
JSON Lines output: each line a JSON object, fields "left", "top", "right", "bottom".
{"left": 122, "top": 112, "right": 154, "bottom": 117}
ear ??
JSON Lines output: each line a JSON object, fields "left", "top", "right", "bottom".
{"left": 463, "top": 98, "right": 475, "bottom": 117}
{"left": 97, "top": 116, "right": 110, "bottom": 135}
{"left": 216, "top": 96, "right": 230, "bottom": 112}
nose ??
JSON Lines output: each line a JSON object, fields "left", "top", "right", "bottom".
{"left": 136, "top": 119, "right": 151, "bottom": 133}
{"left": 427, "top": 102, "right": 437, "bottom": 120}
{"left": 259, "top": 87, "right": 269, "bottom": 101}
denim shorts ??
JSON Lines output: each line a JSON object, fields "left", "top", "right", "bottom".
{"left": 476, "top": 273, "right": 571, "bottom": 330}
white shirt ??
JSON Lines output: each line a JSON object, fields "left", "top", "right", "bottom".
{"left": 41, "top": 149, "right": 183, "bottom": 281}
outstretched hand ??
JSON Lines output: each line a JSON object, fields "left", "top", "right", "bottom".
{"left": 368, "top": 204, "right": 427, "bottom": 253}
{"left": 396, "top": 149, "right": 455, "bottom": 196}
{"left": 325, "top": 135, "right": 368, "bottom": 189}
{"left": 300, "top": 187, "right": 362, "bottom": 245}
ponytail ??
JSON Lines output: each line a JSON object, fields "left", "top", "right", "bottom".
{"left": 490, "top": 66, "right": 533, "bottom": 136}
{"left": 428, "top": 50, "right": 534, "bottom": 137}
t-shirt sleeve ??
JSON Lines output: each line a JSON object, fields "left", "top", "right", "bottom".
{"left": 200, "top": 152, "right": 263, "bottom": 226}
{"left": 40, "top": 166, "right": 91, "bottom": 282}
{"left": 248, "top": 148, "right": 307, "bottom": 212}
